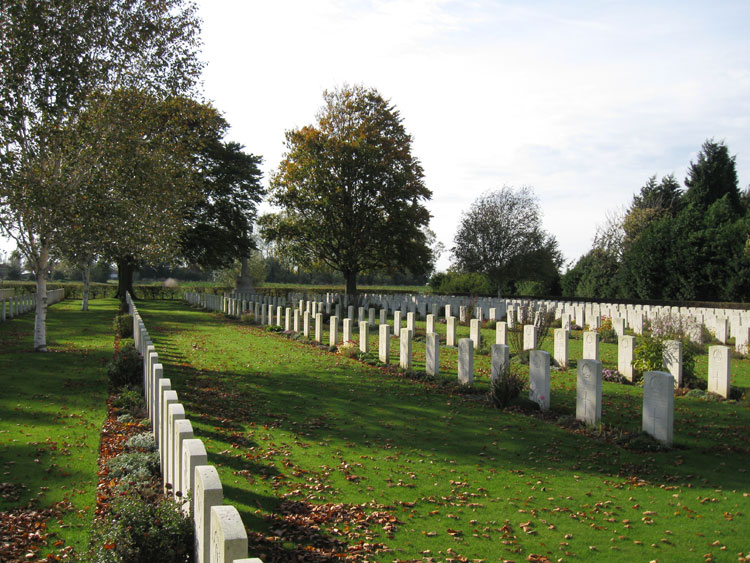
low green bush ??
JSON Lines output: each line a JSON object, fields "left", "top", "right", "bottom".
{"left": 89, "top": 493, "right": 193, "bottom": 563}
{"left": 112, "top": 386, "right": 148, "bottom": 420}
{"left": 114, "top": 313, "right": 133, "bottom": 338}
{"left": 107, "top": 341, "right": 143, "bottom": 388}
{"left": 125, "top": 432, "right": 157, "bottom": 452}
{"left": 106, "top": 451, "right": 160, "bottom": 481}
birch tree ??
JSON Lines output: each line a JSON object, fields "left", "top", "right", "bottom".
{"left": 0, "top": 0, "right": 202, "bottom": 350}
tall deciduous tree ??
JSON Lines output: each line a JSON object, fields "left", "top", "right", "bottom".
{"left": 73, "top": 89, "right": 227, "bottom": 298}
{"left": 260, "top": 85, "right": 433, "bottom": 297}
{"left": 0, "top": 0, "right": 202, "bottom": 350}
{"left": 451, "top": 186, "right": 562, "bottom": 295}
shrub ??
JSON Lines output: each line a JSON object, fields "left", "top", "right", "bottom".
{"left": 489, "top": 363, "right": 526, "bottom": 408}
{"left": 428, "top": 271, "right": 494, "bottom": 295}
{"left": 337, "top": 341, "right": 359, "bottom": 358}
{"left": 108, "top": 341, "right": 143, "bottom": 388}
{"left": 112, "top": 386, "right": 148, "bottom": 419}
{"left": 596, "top": 316, "right": 617, "bottom": 343}
{"left": 107, "top": 451, "right": 160, "bottom": 481}
{"left": 125, "top": 432, "right": 157, "bottom": 452}
{"left": 240, "top": 312, "right": 255, "bottom": 324}
{"left": 89, "top": 493, "right": 193, "bottom": 563}
{"left": 632, "top": 336, "right": 664, "bottom": 379}
{"left": 113, "top": 313, "right": 133, "bottom": 338}
{"left": 602, "top": 368, "right": 631, "bottom": 385}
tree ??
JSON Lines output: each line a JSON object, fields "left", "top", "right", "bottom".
{"left": 0, "top": 0, "right": 202, "bottom": 350}
{"left": 684, "top": 139, "right": 741, "bottom": 214}
{"left": 622, "top": 174, "right": 682, "bottom": 253}
{"left": 451, "top": 186, "right": 562, "bottom": 295}
{"left": 179, "top": 141, "right": 265, "bottom": 274}
{"left": 260, "top": 85, "right": 433, "bottom": 297}
{"left": 72, "top": 89, "right": 227, "bottom": 299}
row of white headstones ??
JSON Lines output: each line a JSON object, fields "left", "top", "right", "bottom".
{"left": 127, "top": 293, "right": 263, "bottom": 563}
{"left": 226, "top": 290, "right": 750, "bottom": 349}
{"left": 0, "top": 289, "right": 65, "bottom": 321}
{"left": 185, "top": 291, "right": 738, "bottom": 447}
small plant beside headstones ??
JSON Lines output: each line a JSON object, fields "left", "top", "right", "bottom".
{"left": 90, "top": 430, "right": 193, "bottom": 562}
{"left": 596, "top": 316, "right": 617, "bottom": 343}
{"left": 106, "top": 338, "right": 143, "bottom": 388}
{"left": 113, "top": 313, "right": 133, "bottom": 338}
{"left": 488, "top": 362, "right": 526, "bottom": 408}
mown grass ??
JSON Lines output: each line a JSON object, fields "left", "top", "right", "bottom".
{"left": 139, "top": 300, "right": 750, "bottom": 562}
{"left": 0, "top": 299, "right": 113, "bottom": 557}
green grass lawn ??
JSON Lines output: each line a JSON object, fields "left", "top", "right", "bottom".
{"left": 138, "top": 300, "right": 750, "bottom": 562}
{"left": 0, "top": 299, "right": 114, "bottom": 559}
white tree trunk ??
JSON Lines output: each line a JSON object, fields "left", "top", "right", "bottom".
{"left": 34, "top": 249, "right": 49, "bottom": 351}
{"left": 81, "top": 262, "right": 90, "bottom": 311}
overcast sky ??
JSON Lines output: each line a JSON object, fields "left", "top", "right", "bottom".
{"left": 8, "top": 1, "right": 747, "bottom": 271}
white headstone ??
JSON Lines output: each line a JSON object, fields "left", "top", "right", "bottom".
{"left": 642, "top": 371, "right": 674, "bottom": 446}
{"left": 399, "top": 329, "right": 412, "bottom": 369}
{"left": 529, "top": 350, "right": 550, "bottom": 410}
{"left": 379, "top": 324, "right": 390, "bottom": 363}
{"left": 426, "top": 332, "right": 440, "bottom": 376}
{"left": 708, "top": 345, "right": 730, "bottom": 398}
{"left": 470, "top": 319, "right": 481, "bottom": 349}
{"left": 458, "top": 338, "right": 474, "bottom": 385}
{"left": 182, "top": 439, "right": 207, "bottom": 515}
{"left": 329, "top": 316, "right": 339, "bottom": 346}
{"left": 195, "top": 466, "right": 223, "bottom": 563}
{"left": 490, "top": 344, "right": 509, "bottom": 383}
{"left": 553, "top": 328, "right": 568, "bottom": 368}
{"left": 210, "top": 505, "right": 248, "bottom": 563}
{"left": 662, "top": 339, "right": 682, "bottom": 388}
{"left": 523, "top": 324, "right": 537, "bottom": 350}
{"left": 496, "top": 321, "right": 507, "bottom": 345}
{"left": 314, "top": 313, "right": 323, "bottom": 342}
{"left": 446, "top": 316, "right": 457, "bottom": 347}
{"left": 359, "top": 321, "right": 369, "bottom": 353}
{"left": 172, "top": 418, "right": 193, "bottom": 497}
{"left": 583, "top": 331, "right": 599, "bottom": 361}
{"left": 426, "top": 314, "right": 435, "bottom": 335}
{"left": 393, "top": 311, "right": 402, "bottom": 337}
{"left": 576, "top": 359, "right": 602, "bottom": 425}
{"left": 618, "top": 335, "right": 635, "bottom": 381}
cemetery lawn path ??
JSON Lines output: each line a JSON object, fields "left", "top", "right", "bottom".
{"left": 0, "top": 298, "right": 114, "bottom": 560}
{"left": 139, "top": 299, "right": 750, "bottom": 562}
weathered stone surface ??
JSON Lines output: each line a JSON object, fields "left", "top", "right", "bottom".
{"left": 576, "top": 359, "right": 602, "bottom": 425}
{"left": 642, "top": 371, "right": 674, "bottom": 446}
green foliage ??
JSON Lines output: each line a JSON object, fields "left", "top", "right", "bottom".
{"left": 113, "top": 313, "right": 133, "bottom": 338}
{"left": 0, "top": 0, "right": 204, "bottom": 348}
{"left": 180, "top": 141, "right": 265, "bottom": 271}
{"left": 632, "top": 335, "right": 663, "bottom": 378}
{"left": 428, "top": 271, "right": 494, "bottom": 295}
{"left": 562, "top": 247, "right": 621, "bottom": 299}
{"left": 488, "top": 363, "right": 526, "bottom": 407}
{"left": 451, "top": 186, "right": 563, "bottom": 295}
{"left": 89, "top": 491, "right": 193, "bottom": 563}
{"left": 125, "top": 432, "right": 157, "bottom": 453}
{"left": 337, "top": 341, "right": 360, "bottom": 359}
{"left": 684, "top": 139, "right": 742, "bottom": 213}
{"left": 260, "top": 85, "right": 433, "bottom": 296}
{"left": 106, "top": 451, "right": 160, "bottom": 482}
{"left": 596, "top": 316, "right": 617, "bottom": 343}
{"left": 107, "top": 342, "right": 143, "bottom": 388}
